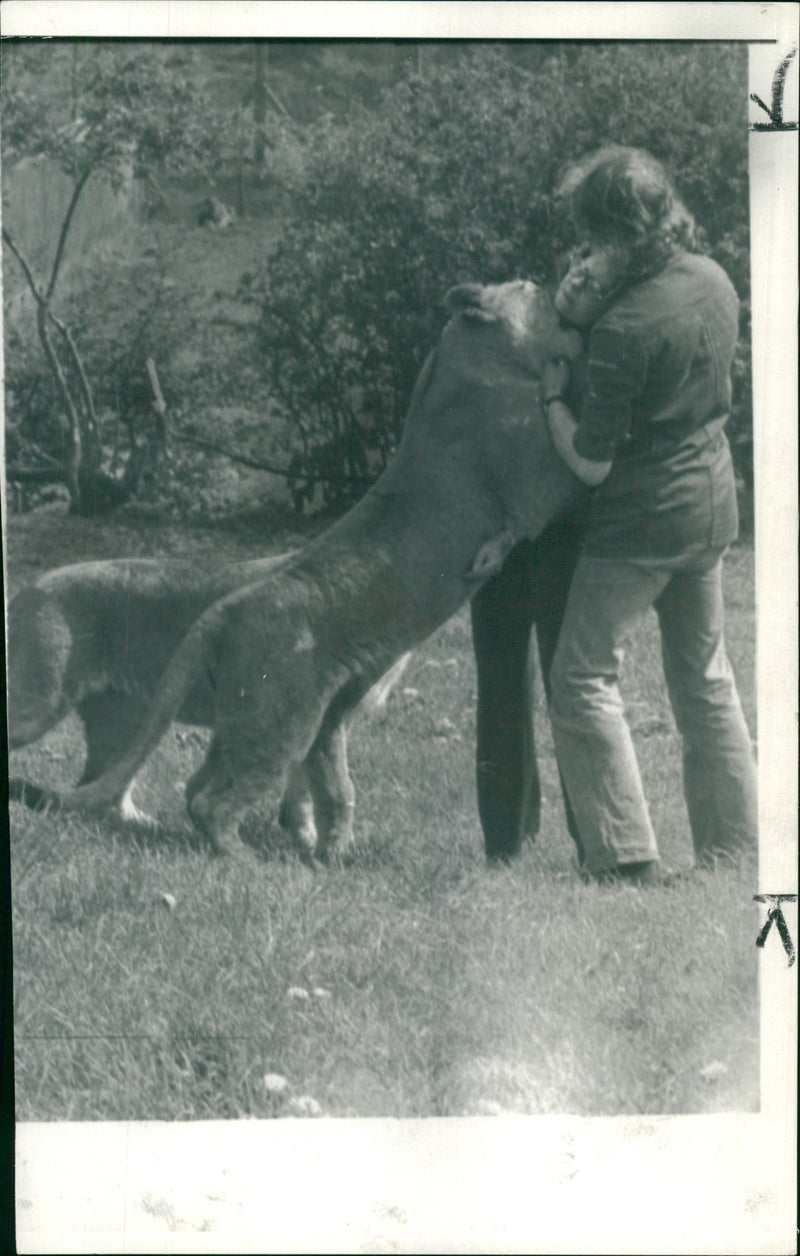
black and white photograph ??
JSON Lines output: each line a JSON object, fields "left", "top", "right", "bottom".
{"left": 2, "top": 3, "right": 796, "bottom": 1252}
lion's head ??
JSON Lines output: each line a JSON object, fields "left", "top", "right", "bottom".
{"left": 444, "top": 279, "right": 582, "bottom": 375}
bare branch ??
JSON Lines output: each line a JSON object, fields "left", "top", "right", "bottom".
{"left": 4, "top": 217, "right": 99, "bottom": 445}
{"left": 173, "top": 430, "right": 299, "bottom": 477}
{"left": 2, "top": 227, "right": 44, "bottom": 304}
{"left": 6, "top": 465, "right": 65, "bottom": 484}
{"left": 48, "top": 309, "right": 100, "bottom": 444}
{"left": 145, "top": 357, "right": 167, "bottom": 416}
{"left": 46, "top": 166, "right": 91, "bottom": 301}
{"left": 174, "top": 430, "right": 372, "bottom": 488}
{"left": 265, "top": 84, "right": 295, "bottom": 123}
{"left": 13, "top": 445, "right": 63, "bottom": 469}
{"left": 35, "top": 307, "right": 82, "bottom": 503}
{"left": 144, "top": 356, "right": 168, "bottom": 446}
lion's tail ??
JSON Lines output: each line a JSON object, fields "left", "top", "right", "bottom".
{"left": 14, "top": 621, "right": 212, "bottom": 816}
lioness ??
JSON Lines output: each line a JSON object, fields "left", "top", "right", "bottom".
{"left": 8, "top": 554, "right": 409, "bottom": 837}
{"left": 15, "top": 280, "right": 586, "bottom": 859}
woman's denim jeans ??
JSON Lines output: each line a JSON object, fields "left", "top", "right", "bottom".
{"left": 549, "top": 548, "right": 757, "bottom": 874}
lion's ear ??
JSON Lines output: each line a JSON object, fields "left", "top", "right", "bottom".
{"left": 444, "top": 284, "right": 497, "bottom": 321}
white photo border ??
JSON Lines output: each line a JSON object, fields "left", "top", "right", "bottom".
{"left": 3, "top": 4, "right": 797, "bottom": 1253}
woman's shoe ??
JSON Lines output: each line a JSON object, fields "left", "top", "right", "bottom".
{"left": 589, "top": 860, "right": 663, "bottom": 887}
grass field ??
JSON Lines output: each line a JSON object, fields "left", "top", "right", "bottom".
{"left": 7, "top": 515, "right": 759, "bottom": 1121}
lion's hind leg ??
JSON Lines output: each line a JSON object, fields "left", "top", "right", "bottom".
{"left": 184, "top": 738, "right": 242, "bottom": 853}
{"left": 193, "top": 595, "right": 356, "bottom": 859}
{"left": 278, "top": 763, "right": 319, "bottom": 857}
{"left": 188, "top": 764, "right": 282, "bottom": 860}
{"left": 304, "top": 717, "right": 356, "bottom": 864}
{"left": 79, "top": 692, "right": 159, "bottom": 827}
{"left": 185, "top": 715, "right": 296, "bottom": 858}
{"left": 188, "top": 702, "right": 349, "bottom": 862}
{"left": 78, "top": 692, "right": 143, "bottom": 782}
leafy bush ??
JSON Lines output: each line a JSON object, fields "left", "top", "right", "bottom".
{"left": 51, "top": 229, "right": 287, "bottom": 518}
{"left": 257, "top": 42, "right": 752, "bottom": 510}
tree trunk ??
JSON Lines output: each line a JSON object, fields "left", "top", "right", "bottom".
{"left": 3, "top": 173, "right": 110, "bottom": 516}
{"left": 34, "top": 304, "right": 83, "bottom": 508}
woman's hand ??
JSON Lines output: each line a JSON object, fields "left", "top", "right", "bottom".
{"left": 543, "top": 358, "right": 571, "bottom": 401}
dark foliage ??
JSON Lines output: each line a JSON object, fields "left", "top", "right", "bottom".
{"left": 256, "top": 42, "right": 752, "bottom": 509}
{"left": 3, "top": 41, "right": 752, "bottom": 518}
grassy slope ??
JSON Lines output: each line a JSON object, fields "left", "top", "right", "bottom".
{"left": 8, "top": 517, "right": 758, "bottom": 1120}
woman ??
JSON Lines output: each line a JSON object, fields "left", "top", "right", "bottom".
{"left": 468, "top": 247, "right": 622, "bottom": 865}
{"left": 543, "top": 145, "right": 757, "bottom": 884}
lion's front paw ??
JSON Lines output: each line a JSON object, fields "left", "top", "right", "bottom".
{"left": 465, "top": 528, "right": 516, "bottom": 583}
{"left": 117, "top": 792, "right": 159, "bottom": 829}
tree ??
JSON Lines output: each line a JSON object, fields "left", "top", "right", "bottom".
{"left": 1, "top": 41, "right": 223, "bottom": 514}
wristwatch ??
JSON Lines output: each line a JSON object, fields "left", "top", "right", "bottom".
{"left": 543, "top": 394, "right": 563, "bottom": 406}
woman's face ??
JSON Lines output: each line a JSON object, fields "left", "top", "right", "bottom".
{"left": 554, "top": 241, "right": 628, "bottom": 327}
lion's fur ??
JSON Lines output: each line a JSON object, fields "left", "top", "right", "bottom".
{"left": 8, "top": 554, "right": 409, "bottom": 832}
{"left": 13, "top": 280, "right": 586, "bottom": 858}
{"left": 8, "top": 556, "right": 289, "bottom": 756}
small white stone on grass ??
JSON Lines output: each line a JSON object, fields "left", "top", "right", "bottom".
{"left": 262, "top": 1073, "right": 289, "bottom": 1094}
{"left": 312, "top": 987, "right": 332, "bottom": 999}
{"left": 699, "top": 1060, "right": 728, "bottom": 1082}
{"left": 158, "top": 893, "right": 177, "bottom": 911}
{"left": 287, "top": 1095, "right": 322, "bottom": 1117}
{"left": 287, "top": 986, "right": 310, "bottom": 1000}
{"left": 473, "top": 1099, "right": 505, "bottom": 1116}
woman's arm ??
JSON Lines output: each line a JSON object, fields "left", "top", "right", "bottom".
{"left": 546, "top": 399, "right": 612, "bottom": 487}
{"left": 542, "top": 361, "right": 612, "bottom": 487}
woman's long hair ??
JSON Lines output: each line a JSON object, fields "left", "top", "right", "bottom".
{"left": 555, "top": 146, "right": 697, "bottom": 278}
